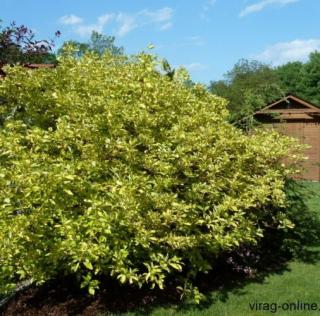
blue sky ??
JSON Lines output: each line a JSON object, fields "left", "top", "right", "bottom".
{"left": 1, "top": 0, "right": 319, "bottom": 83}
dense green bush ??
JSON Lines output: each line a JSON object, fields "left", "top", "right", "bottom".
{"left": 0, "top": 50, "right": 303, "bottom": 300}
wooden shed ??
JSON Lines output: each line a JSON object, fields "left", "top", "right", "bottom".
{"left": 255, "top": 94, "right": 320, "bottom": 181}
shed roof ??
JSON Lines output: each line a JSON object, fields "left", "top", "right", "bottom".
{"left": 255, "top": 94, "right": 320, "bottom": 115}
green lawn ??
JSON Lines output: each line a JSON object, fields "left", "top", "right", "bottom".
{"left": 123, "top": 182, "right": 320, "bottom": 316}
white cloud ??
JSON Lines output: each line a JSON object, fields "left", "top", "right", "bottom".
{"left": 142, "top": 7, "right": 173, "bottom": 23}
{"left": 60, "top": 7, "right": 173, "bottom": 38}
{"left": 59, "top": 14, "right": 83, "bottom": 25}
{"left": 200, "top": 0, "right": 217, "bottom": 20}
{"left": 73, "top": 14, "right": 114, "bottom": 36}
{"left": 115, "top": 7, "right": 173, "bottom": 37}
{"left": 98, "top": 14, "right": 115, "bottom": 25}
{"left": 239, "top": 0, "right": 298, "bottom": 17}
{"left": 255, "top": 39, "right": 320, "bottom": 65}
{"left": 203, "top": 0, "right": 217, "bottom": 12}
{"left": 160, "top": 22, "right": 173, "bottom": 31}
{"left": 74, "top": 25, "right": 102, "bottom": 37}
{"left": 116, "top": 13, "right": 137, "bottom": 37}
{"left": 184, "top": 63, "right": 208, "bottom": 71}
{"left": 185, "top": 36, "right": 205, "bottom": 46}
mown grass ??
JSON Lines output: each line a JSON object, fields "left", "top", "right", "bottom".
{"left": 121, "top": 181, "right": 320, "bottom": 316}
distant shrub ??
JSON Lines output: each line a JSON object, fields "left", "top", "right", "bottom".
{"left": 0, "top": 50, "right": 303, "bottom": 301}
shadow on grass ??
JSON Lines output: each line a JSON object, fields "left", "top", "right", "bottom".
{"left": 174, "top": 251, "right": 292, "bottom": 314}
{"left": 1, "top": 181, "right": 320, "bottom": 316}
{"left": 280, "top": 180, "right": 320, "bottom": 263}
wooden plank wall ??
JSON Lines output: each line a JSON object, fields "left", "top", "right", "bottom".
{"left": 266, "top": 121, "right": 320, "bottom": 181}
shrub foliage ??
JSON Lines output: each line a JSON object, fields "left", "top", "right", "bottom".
{"left": 0, "top": 50, "right": 303, "bottom": 298}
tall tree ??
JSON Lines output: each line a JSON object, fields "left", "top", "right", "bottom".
{"left": 209, "top": 59, "right": 284, "bottom": 125}
{"left": 300, "top": 51, "right": 320, "bottom": 105}
{"left": 0, "top": 20, "right": 59, "bottom": 65}
{"left": 276, "top": 61, "right": 304, "bottom": 97}
{"left": 58, "top": 31, "right": 124, "bottom": 57}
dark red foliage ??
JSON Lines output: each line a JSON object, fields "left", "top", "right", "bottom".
{"left": 0, "top": 21, "right": 60, "bottom": 64}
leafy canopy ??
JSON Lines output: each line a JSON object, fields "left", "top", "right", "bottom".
{"left": 57, "top": 31, "right": 124, "bottom": 58}
{"left": 0, "top": 49, "right": 303, "bottom": 299}
{"left": 0, "top": 20, "right": 59, "bottom": 65}
{"left": 209, "top": 59, "right": 284, "bottom": 126}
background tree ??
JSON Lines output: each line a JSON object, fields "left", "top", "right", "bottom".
{"left": 209, "top": 59, "right": 284, "bottom": 126}
{"left": 276, "top": 61, "right": 304, "bottom": 97}
{"left": 274, "top": 52, "right": 320, "bottom": 105}
{"left": 58, "top": 31, "right": 124, "bottom": 57}
{"left": 0, "top": 20, "right": 59, "bottom": 65}
{"left": 299, "top": 51, "right": 320, "bottom": 105}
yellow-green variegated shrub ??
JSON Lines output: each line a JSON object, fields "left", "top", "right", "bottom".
{"left": 0, "top": 51, "right": 303, "bottom": 298}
